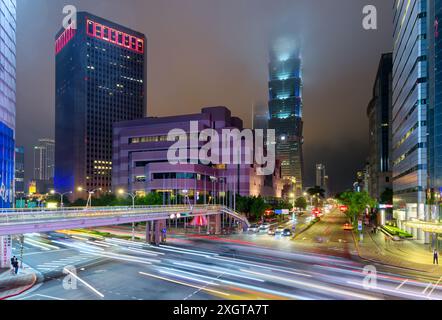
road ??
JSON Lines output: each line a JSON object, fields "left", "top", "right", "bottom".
{"left": 9, "top": 209, "right": 442, "bottom": 300}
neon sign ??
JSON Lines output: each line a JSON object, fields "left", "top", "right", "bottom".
{"left": 55, "top": 24, "right": 76, "bottom": 55}
{"left": 86, "top": 19, "right": 144, "bottom": 54}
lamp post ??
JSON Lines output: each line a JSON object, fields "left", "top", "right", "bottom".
{"left": 50, "top": 190, "right": 72, "bottom": 210}
{"left": 118, "top": 189, "right": 137, "bottom": 240}
{"left": 77, "top": 187, "right": 102, "bottom": 208}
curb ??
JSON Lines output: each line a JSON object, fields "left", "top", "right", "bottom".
{"left": 292, "top": 218, "right": 321, "bottom": 240}
{"left": 0, "top": 273, "right": 37, "bottom": 300}
{"left": 351, "top": 230, "right": 436, "bottom": 274}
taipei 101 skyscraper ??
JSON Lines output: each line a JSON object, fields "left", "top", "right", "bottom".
{"left": 268, "top": 38, "right": 304, "bottom": 196}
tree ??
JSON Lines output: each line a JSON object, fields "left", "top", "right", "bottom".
{"left": 380, "top": 188, "right": 393, "bottom": 204}
{"left": 295, "top": 197, "right": 307, "bottom": 210}
{"left": 236, "top": 195, "right": 252, "bottom": 214}
{"left": 135, "top": 193, "right": 163, "bottom": 206}
{"left": 307, "top": 186, "right": 325, "bottom": 198}
{"left": 338, "top": 190, "right": 377, "bottom": 226}
{"left": 250, "top": 196, "right": 268, "bottom": 221}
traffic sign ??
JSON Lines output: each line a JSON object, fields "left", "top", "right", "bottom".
{"left": 358, "top": 220, "right": 363, "bottom": 231}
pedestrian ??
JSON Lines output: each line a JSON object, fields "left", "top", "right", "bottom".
{"left": 13, "top": 258, "right": 19, "bottom": 275}
{"left": 434, "top": 249, "right": 439, "bottom": 265}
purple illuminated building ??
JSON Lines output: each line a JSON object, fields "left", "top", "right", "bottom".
{"left": 112, "top": 107, "right": 282, "bottom": 204}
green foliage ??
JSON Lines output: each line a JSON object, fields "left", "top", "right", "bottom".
{"left": 382, "top": 225, "right": 413, "bottom": 238}
{"left": 295, "top": 197, "right": 307, "bottom": 210}
{"left": 71, "top": 198, "right": 87, "bottom": 207}
{"left": 307, "top": 186, "right": 325, "bottom": 198}
{"left": 380, "top": 188, "right": 393, "bottom": 204}
{"left": 250, "top": 196, "right": 268, "bottom": 220}
{"left": 337, "top": 190, "right": 377, "bottom": 225}
{"left": 135, "top": 193, "right": 164, "bottom": 206}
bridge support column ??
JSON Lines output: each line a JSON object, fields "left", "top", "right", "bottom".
{"left": 145, "top": 222, "right": 152, "bottom": 244}
{"left": 151, "top": 220, "right": 167, "bottom": 245}
{"left": 208, "top": 214, "right": 221, "bottom": 235}
{"left": 0, "top": 235, "right": 12, "bottom": 268}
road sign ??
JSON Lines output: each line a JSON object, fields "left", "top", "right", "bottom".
{"left": 274, "top": 209, "right": 283, "bottom": 215}
{"left": 161, "top": 228, "right": 167, "bottom": 234}
{"left": 358, "top": 220, "right": 363, "bottom": 231}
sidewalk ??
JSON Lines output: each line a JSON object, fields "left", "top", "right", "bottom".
{"left": 354, "top": 228, "right": 442, "bottom": 275}
{"left": 0, "top": 266, "right": 38, "bottom": 300}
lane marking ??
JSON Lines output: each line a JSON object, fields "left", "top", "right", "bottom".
{"left": 423, "top": 282, "right": 433, "bottom": 295}
{"left": 396, "top": 279, "right": 408, "bottom": 290}
{"left": 63, "top": 268, "right": 104, "bottom": 298}
{"left": 427, "top": 276, "right": 442, "bottom": 298}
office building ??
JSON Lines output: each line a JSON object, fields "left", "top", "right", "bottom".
{"left": 367, "top": 53, "right": 393, "bottom": 201}
{"left": 316, "top": 164, "right": 326, "bottom": 189}
{"left": 54, "top": 12, "right": 147, "bottom": 200}
{"left": 392, "top": 0, "right": 434, "bottom": 241}
{"left": 14, "top": 146, "right": 24, "bottom": 199}
{"left": 33, "top": 138, "right": 55, "bottom": 181}
{"left": 0, "top": 0, "right": 16, "bottom": 209}
{"left": 113, "top": 107, "right": 283, "bottom": 202}
{"left": 267, "top": 39, "right": 304, "bottom": 196}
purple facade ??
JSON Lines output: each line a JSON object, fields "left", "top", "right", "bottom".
{"left": 112, "top": 107, "right": 282, "bottom": 204}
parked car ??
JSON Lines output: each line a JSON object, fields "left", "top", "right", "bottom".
{"left": 274, "top": 227, "right": 284, "bottom": 236}
{"left": 267, "top": 228, "right": 276, "bottom": 236}
{"left": 260, "top": 223, "right": 271, "bottom": 231}
{"left": 248, "top": 224, "right": 260, "bottom": 232}
{"left": 282, "top": 229, "right": 292, "bottom": 237}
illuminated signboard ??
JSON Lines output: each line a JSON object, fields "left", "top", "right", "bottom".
{"left": 86, "top": 19, "right": 144, "bottom": 54}
{"left": 0, "top": 236, "right": 12, "bottom": 268}
{"left": 55, "top": 24, "right": 76, "bottom": 55}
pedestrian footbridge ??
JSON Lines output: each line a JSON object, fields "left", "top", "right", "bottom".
{"left": 0, "top": 205, "right": 250, "bottom": 237}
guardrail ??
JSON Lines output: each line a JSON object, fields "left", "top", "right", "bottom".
{"left": 0, "top": 205, "right": 250, "bottom": 228}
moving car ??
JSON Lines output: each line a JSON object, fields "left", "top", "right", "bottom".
{"left": 282, "top": 229, "right": 292, "bottom": 237}
{"left": 343, "top": 223, "right": 354, "bottom": 231}
{"left": 267, "top": 228, "right": 276, "bottom": 236}
{"left": 248, "top": 224, "right": 260, "bottom": 233}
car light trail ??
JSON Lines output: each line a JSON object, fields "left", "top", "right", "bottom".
{"left": 243, "top": 270, "right": 379, "bottom": 300}
{"left": 172, "top": 262, "right": 265, "bottom": 282}
{"left": 209, "top": 256, "right": 312, "bottom": 278}
{"left": 139, "top": 271, "right": 231, "bottom": 297}
{"left": 63, "top": 267, "right": 104, "bottom": 298}
{"left": 158, "top": 267, "right": 308, "bottom": 300}
{"left": 26, "top": 238, "right": 60, "bottom": 250}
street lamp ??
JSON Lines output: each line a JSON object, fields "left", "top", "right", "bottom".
{"left": 50, "top": 190, "right": 72, "bottom": 209}
{"left": 118, "top": 189, "right": 136, "bottom": 208}
{"left": 289, "top": 192, "right": 295, "bottom": 209}
{"left": 118, "top": 189, "right": 137, "bottom": 241}
{"left": 77, "top": 187, "right": 102, "bottom": 208}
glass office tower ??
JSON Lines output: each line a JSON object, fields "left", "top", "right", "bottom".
{"left": 55, "top": 12, "right": 147, "bottom": 199}
{"left": 427, "top": 0, "right": 442, "bottom": 218}
{"left": 392, "top": 0, "right": 434, "bottom": 240}
{"left": 268, "top": 41, "right": 304, "bottom": 196}
{"left": 0, "top": 0, "right": 16, "bottom": 208}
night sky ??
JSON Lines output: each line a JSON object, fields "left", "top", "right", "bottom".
{"left": 15, "top": 0, "right": 393, "bottom": 193}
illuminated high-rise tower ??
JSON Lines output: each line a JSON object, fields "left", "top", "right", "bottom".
{"left": 54, "top": 12, "right": 147, "bottom": 200}
{"left": 268, "top": 39, "right": 304, "bottom": 196}
{"left": 0, "top": 0, "right": 16, "bottom": 208}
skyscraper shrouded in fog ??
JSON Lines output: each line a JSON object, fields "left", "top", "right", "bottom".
{"left": 268, "top": 38, "right": 304, "bottom": 196}
{"left": 0, "top": 0, "right": 16, "bottom": 209}
{"left": 54, "top": 12, "right": 147, "bottom": 200}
